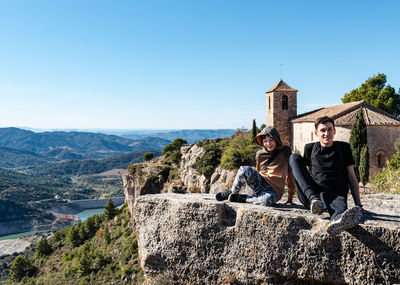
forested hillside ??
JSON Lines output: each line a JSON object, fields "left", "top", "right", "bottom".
{"left": 3, "top": 203, "right": 143, "bottom": 284}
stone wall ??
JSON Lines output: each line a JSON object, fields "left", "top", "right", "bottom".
{"left": 133, "top": 193, "right": 400, "bottom": 284}
{"left": 267, "top": 91, "right": 297, "bottom": 146}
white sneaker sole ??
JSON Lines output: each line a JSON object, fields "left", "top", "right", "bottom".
{"left": 327, "top": 206, "right": 362, "bottom": 236}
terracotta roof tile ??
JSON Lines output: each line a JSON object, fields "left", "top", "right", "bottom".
{"left": 266, "top": 79, "right": 298, "bottom": 93}
{"left": 291, "top": 100, "right": 400, "bottom": 126}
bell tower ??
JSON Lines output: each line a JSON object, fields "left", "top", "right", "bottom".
{"left": 265, "top": 79, "right": 297, "bottom": 146}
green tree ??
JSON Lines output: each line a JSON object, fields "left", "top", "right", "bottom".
{"left": 342, "top": 73, "right": 400, "bottom": 115}
{"left": 143, "top": 152, "right": 154, "bottom": 161}
{"left": 104, "top": 199, "right": 117, "bottom": 220}
{"left": 349, "top": 109, "right": 368, "bottom": 180}
{"left": 251, "top": 119, "right": 257, "bottom": 141}
{"left": 35, "top": 238, "right": 53, "bottom": 257}
{"left": 194, "top": 140, "right": 224, "bottom": 178}
{"left": 67, "top": 225, "right": 82, "bottom": 247}
{"left": 103, "top": 225, "right": 111, "bottom": 244}
{"left": 10, "top": 256, "right": 36, "bottom": 281}
{"left": 359, "top": 145, "right": 370, "bottom": 186}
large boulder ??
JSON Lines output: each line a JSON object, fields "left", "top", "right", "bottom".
{"left": 179, "top": 145, "right": 209, "bottom": 193}
{"left": 133, "top": 193, "right": 400, "bottom": 284}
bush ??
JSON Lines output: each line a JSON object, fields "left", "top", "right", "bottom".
{"left": 220, "top": 131, "right": 259, "bottom": 170}
{"left": 195, "top": 139, "right": 225, "bottom": 178}
{"left": 370, "top": 166, "right": 400, "bottom": 194}
{"left": 162, "top": 138, "right": 188, "bottom": 165}
{"left": 143, "top": 152, "right": 154, "bottom": 161}
{"left": 10, "top": 256, "right": 36, "bottom": 281}
{"left": 35, "top": 238, "right": 53, "bottom": 257}
{"left": 162, "top": 138, "right": 188, "bottom": 155}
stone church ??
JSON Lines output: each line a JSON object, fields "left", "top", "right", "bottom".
{"left": 265, "top": 79, "right": 400, "bottom": 175}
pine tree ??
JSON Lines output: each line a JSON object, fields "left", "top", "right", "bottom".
{"left": 10, "top": 256, "right": 36, "bottom": 281}
{"left": 252, "top": 119, "right": 257, "bottom": 141}
{"left": 359, "top": 145, "right": 369, "bottom": 187}
{"left": 104, "top": 199, "right": 117, "bottom": 220}
{"left": 349, "top": 109, "right": 368, "bottom": 180}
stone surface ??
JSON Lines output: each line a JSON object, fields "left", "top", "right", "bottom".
{"left": 179, "top": 145, "right": 209, "bottom": 193}
{"left": 133, "top": 193, "right": 400, "bottom": 284}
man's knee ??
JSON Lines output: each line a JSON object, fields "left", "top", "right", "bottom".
{"left": 289, "top": 153, "right": 303, "bottom": 166}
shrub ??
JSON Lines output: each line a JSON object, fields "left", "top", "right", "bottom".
{"left": 195, "top": 139, "right": 225, "bottom": 178}
{"left": 370, "top": 165, "right": 400, "bottom": 194}
{"left": 143, "top": 152, "right": 154, "bottom": 161}
{"left": 162, "top": 138, "right": 188, "bottom": 165}
{"left": 220, "top": 131, "right": 259, "bottom": 170}
{"left": 35, "top": 238, "right": 53, "bottom": 257}
{"left": 10, "top": 256, "right": 36, "bottom": 281}
{"left": 162, "top": 138, "right": 187, "bottom": 155}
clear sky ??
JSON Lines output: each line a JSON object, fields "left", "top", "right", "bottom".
{"left": 0, "top": 0, "right": 399, "bottom": 130}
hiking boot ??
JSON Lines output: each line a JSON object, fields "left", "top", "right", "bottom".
{"left": 327, "top": 206, "right": 362, "bottom": 237}
{"left": 310, "top": 199, "right": 324, "bottom": 215}
{"left": 228, "top": 193, "right": 247, "bottom": 203}
{"left": 215, "top": 190, "right": 232, "bottom": 201}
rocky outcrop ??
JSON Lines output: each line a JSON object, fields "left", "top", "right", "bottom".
{"left": 179, "top": 145, "right": 208, "bottom": 193}
{"left": 122, "top": 159, "right": 171, "bottom": 215}
{"left": 133, "top": 193, "right": 400, "bottom": 284}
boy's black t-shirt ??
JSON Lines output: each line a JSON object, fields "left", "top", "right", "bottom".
{"left": 303, "top": 141, "right": 355, "bottom": 196}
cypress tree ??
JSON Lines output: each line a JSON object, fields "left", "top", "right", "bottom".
{"left": 252, "top": 119, "right": 257, "bottom": 141}
{"left": 359, "top": 145, "right": 369, "bottom": 187}
{"left": 349, "top": 109, "right": 368, "bottom": 180}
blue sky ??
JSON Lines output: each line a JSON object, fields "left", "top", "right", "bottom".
{"left": 0, "top": 0, "right": 399, "bottom": 130}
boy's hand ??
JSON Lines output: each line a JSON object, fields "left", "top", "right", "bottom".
{"left": 284, "top": 199, "right": 294, "bottom": 205}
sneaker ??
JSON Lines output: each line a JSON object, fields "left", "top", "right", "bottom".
{"left": 327, "top": 206, "right": 362, "bottom": 236}
{"left": 228, "top": 193, "right": 247, "bottom": 203}
{"left": 310, "top": 199, "right": 324, "bottom": 215}
{"left": 215, "top": 190, "right": 232, "bottom": 201}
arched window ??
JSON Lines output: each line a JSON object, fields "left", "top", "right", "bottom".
{"left": 268, "top": 96, "right": 271, "bottom": 110}
{"left": 377, "top": 152, "right": 386, "bottom": 168}
{"left": 282, "top": 95, "right": 288, "bottom": 110}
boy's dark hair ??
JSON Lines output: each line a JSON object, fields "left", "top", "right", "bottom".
{"left": 314, "top": 116, "right": 335, "bottom": 129}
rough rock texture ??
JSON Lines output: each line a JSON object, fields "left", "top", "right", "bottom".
{"left": 122, "top": 160, "right": 170, "bottom": 215}
{"left": 133, "top": 193, "right": 400, "bottom": 285}
{"left": 179, "top": 145, "right": 209, "bottom": 193}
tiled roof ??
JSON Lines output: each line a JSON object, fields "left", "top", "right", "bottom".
{"left": 266, "top": 79, "right": 298, "bottom": 93}
{"left": 291, "top": 100, "right": 400, "bottom": 126}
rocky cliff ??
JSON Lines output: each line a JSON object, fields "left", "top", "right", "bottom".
{"left": 133, "top": 193, "right": 400, "bottom": 284}
{"left": 123, "top": 145, "right": 400, "bottom": 284}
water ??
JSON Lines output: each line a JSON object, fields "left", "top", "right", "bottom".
{"left": 75, "top": 208, "right": 105, "bottom": 222}
{"left": 0, "top": 207, "right": 105, "bottom": 240}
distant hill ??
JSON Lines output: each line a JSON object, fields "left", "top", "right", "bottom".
{"left": 0, "top": 128, "right": 171, "bottom": 169}
{"left": 121, "top": 129, "right": 236, "bottom": 144}
{"left": 0, "top": 147, "right": 57, "bottom": 169}
{"left": 31, "top": 150, "right": 161, "bottom": 176}
{"left": 0, "top": 127, "right": 134, "bottom": 156}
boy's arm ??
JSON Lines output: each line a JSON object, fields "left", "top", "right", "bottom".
{"left": 347, "top": 165, "right": 374, "bottom": 214}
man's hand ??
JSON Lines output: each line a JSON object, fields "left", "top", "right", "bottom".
{"left": 360, "top": 207, "right": 375, "bottom": 215}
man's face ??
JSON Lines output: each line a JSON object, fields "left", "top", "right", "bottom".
{"left": 315, "top": 122, "right": 336, "bottom": 147}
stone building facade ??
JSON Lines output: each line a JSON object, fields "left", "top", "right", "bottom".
{"left": 265, "top": 80, "right": 400, "bottom": 175}
{"left": 265, "top": 79, "right": 297, "bottom": 146}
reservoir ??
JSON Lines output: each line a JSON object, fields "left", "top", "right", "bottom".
{"left": 0, "top": 207, "right": 105, "bottom": 241}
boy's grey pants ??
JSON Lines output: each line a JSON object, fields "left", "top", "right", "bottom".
{"left": 231, "top": 166, "right": 279, "bottom": 206}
